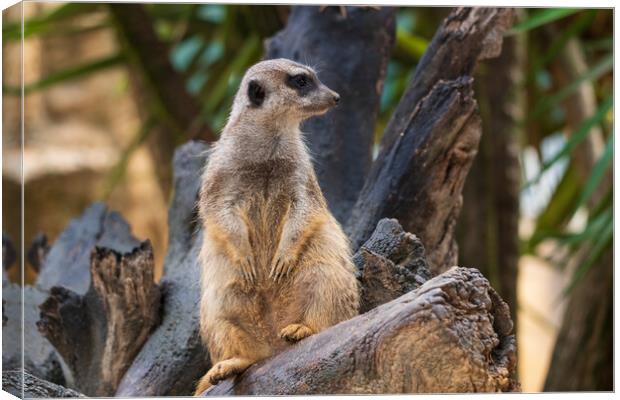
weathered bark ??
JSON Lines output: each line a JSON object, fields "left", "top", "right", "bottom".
{"left": 2, "top": 370, "right": 84, "bottom": 398}
{"left": 3, "top": 283, "right": 68, "bottom": 387}
{"left": 347, "top": 8, "right": 516, "bottom": 275}
{"left": 36, "top": 202, "right": 140, "bottom": 295}
{"left": 458, "top": 28, "right": 524, "bottom": 318}
{"left": 3, "top": 203, "right": 140, "bottom": 389}
{"left": 380, "top": 7, "right": 515, "bottom": 151}
{"left": 265, "top": 6, "right": 396, "bottom": 223}
{"left": 37, "top": 241, "right": 161, "bottom": 396}
{"left": 347, "top": 77, "right": 481, "bottom": 275}
{"left": 202, "top": 267, "right": 518, "bottom": 395}
{"left": 354, "top": 218, "right": 430, "bottom": 313}
{"left": 115, "top": 141, "right": 211, "bottom": 396}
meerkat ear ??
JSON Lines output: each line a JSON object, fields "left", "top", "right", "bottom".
{"left": 248, "top": 80, "right": 266, "bottom": 107}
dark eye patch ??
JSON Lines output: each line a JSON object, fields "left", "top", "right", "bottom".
{"left": 286, "top": 73, "right": 316, "bottom": 96}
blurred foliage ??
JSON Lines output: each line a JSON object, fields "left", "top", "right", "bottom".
{"left": 518, "top": 8, "right": 613, "bottom": 294}
{"left": 3, "top": 5, "right": 613, "bottom": 294}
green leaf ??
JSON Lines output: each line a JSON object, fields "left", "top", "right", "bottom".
{"left": 563, "top": 217, "right": 612, "bottom": 295}
{"left": 201, "top": 35, "right": 260, "bottom": 114}
{"left": 527, "top": 162, "right": 580, "bottom": 250}
{"left": 395, "top": 28, "right": 428, "bottom": 61}
{"left": 527, "top": 10, "right": 597, "bottom": 83}
{"left": 539, "top": 94, "right": 612, "bottom": 174}
{"left": 508, "top": 8, "right": 580, "bottom": 35}
{"left": 3, "top": 3, "right": 102, "bottom": 41}
{"left": 573, "top": 135, "right": 613, "bottom": 212}
{"left": 529, "top": 54, "right": 613, "bottom": 121}
{"left": 3, "top": 54, "right": 125, "bottom": 95}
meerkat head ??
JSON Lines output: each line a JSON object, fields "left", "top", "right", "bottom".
{"left": 230, "top": 58, "right": 340, "bottom": 127}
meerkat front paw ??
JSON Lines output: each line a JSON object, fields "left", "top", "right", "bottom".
{"left": 269, "top": 254, "right": 296, "bottom": 283}
{"left": 279, "top": 323, "right": 314, "bottom": 342}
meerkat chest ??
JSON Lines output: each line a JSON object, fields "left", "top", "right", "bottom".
{"left": 235, "top": 157, "right": 300, "bottom": 199}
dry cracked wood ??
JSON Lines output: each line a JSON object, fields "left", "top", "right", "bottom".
{"left": 37, "top": 241, "right": 160, "bottom": 396}
{"left": 3, "top": 283, "right": 67, "bottom": 386}
{"left": 2, "top": 204, "right": 140, "bottom": 388}
{"left": 36, "top": 202, "right": 141, "bottom": 295}
{"left": 347, "top": 7, "right": 515, "bottom": 275}
{"left": 115, "top": 141, "right": 211, "bottom": 396}
{"left": 202, "top": 266, "right": 518, "bottom": 395}
{"left": 347, "top": 77, "right": 481, "bottom": 275}
{"left": 354, "top": 218, "right": 430, "bottom": 313}
{"left": 265, "top": 6, "right": 396, "bottom": 223}
{"left": 380, "top": 7, "right": 515, "bottom": 151}
{"left": 2, "top": 370, "right": 84, "bottom": 398}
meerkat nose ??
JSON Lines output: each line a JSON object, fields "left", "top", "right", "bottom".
{"left": 332, "top": 93, "right": 340, "bottom": 104}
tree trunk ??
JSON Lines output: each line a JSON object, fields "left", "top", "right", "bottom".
{"left": 346, "top": 8, "right": 516, "bottom": 275}
{"left": 265, "top": 6, "right": 396, "bottom": 223}
{"left": 37, "top": 241, "right": 161, "bottom": 396}
{"left": 457, "top": 27, "right": 524, "bottom": 318}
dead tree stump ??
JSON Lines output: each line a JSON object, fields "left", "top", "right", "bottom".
{"left": 37, "top": 241, "right": 160, "bottom": 396}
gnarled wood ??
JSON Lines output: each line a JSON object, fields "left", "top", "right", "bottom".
{"left": 347, "top": 77, "right": 481, "bottom": 275}
{"left": 380, "top": 7, "right": 514, "bottom": 151}
{"left": 266, "top": 6, "right": 396, "bottom": 222}
{"left": 36, "top": 202, "right": 140, "bottom": 295}
{"left": 37, "top": 241, "right": 160, "bottom": 396}
{"left": 347, "top": 7, "right": 515, "bottom": 275}
{"left": 2, "top": 370, "right": 84, "bottom": 398}
{"left": 202, "top": 267, "right": 518, "bottom": 395}
{"left": 354, "top": 218, "right": 430, "bottom": 313}
{"left": 3, "top": 283, "right": 68, "bottom": 386}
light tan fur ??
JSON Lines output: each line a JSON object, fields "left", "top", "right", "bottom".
{"left": 194, "top": 59, "right": 359, "bottom": 395}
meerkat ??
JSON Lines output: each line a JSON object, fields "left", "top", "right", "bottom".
{"left": 194, "top": 58, "right": 359, "bottom": 395}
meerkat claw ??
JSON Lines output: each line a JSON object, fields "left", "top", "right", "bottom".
{"left": 239, "top": 256, "right": 255, "bottom": 284}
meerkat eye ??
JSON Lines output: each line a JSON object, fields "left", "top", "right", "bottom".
{"left": 286, "top": 73, "right": 316, "bottom": 96}
{"left": 292, "top": 74, "right": 309, "bottom": 88}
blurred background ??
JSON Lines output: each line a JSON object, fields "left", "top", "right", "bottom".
{"left": 2, "top": 3, "right": 613, "bottom": 392}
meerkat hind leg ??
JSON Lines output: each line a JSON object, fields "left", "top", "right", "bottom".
{"left": 279, "top": 323, "right": 314, "bottom": 342}
{"left": 200, "top": 357, "right": 254, "bottom": 391}
{"left": 194, "top": 372, "right": 213, "bottom": 396}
